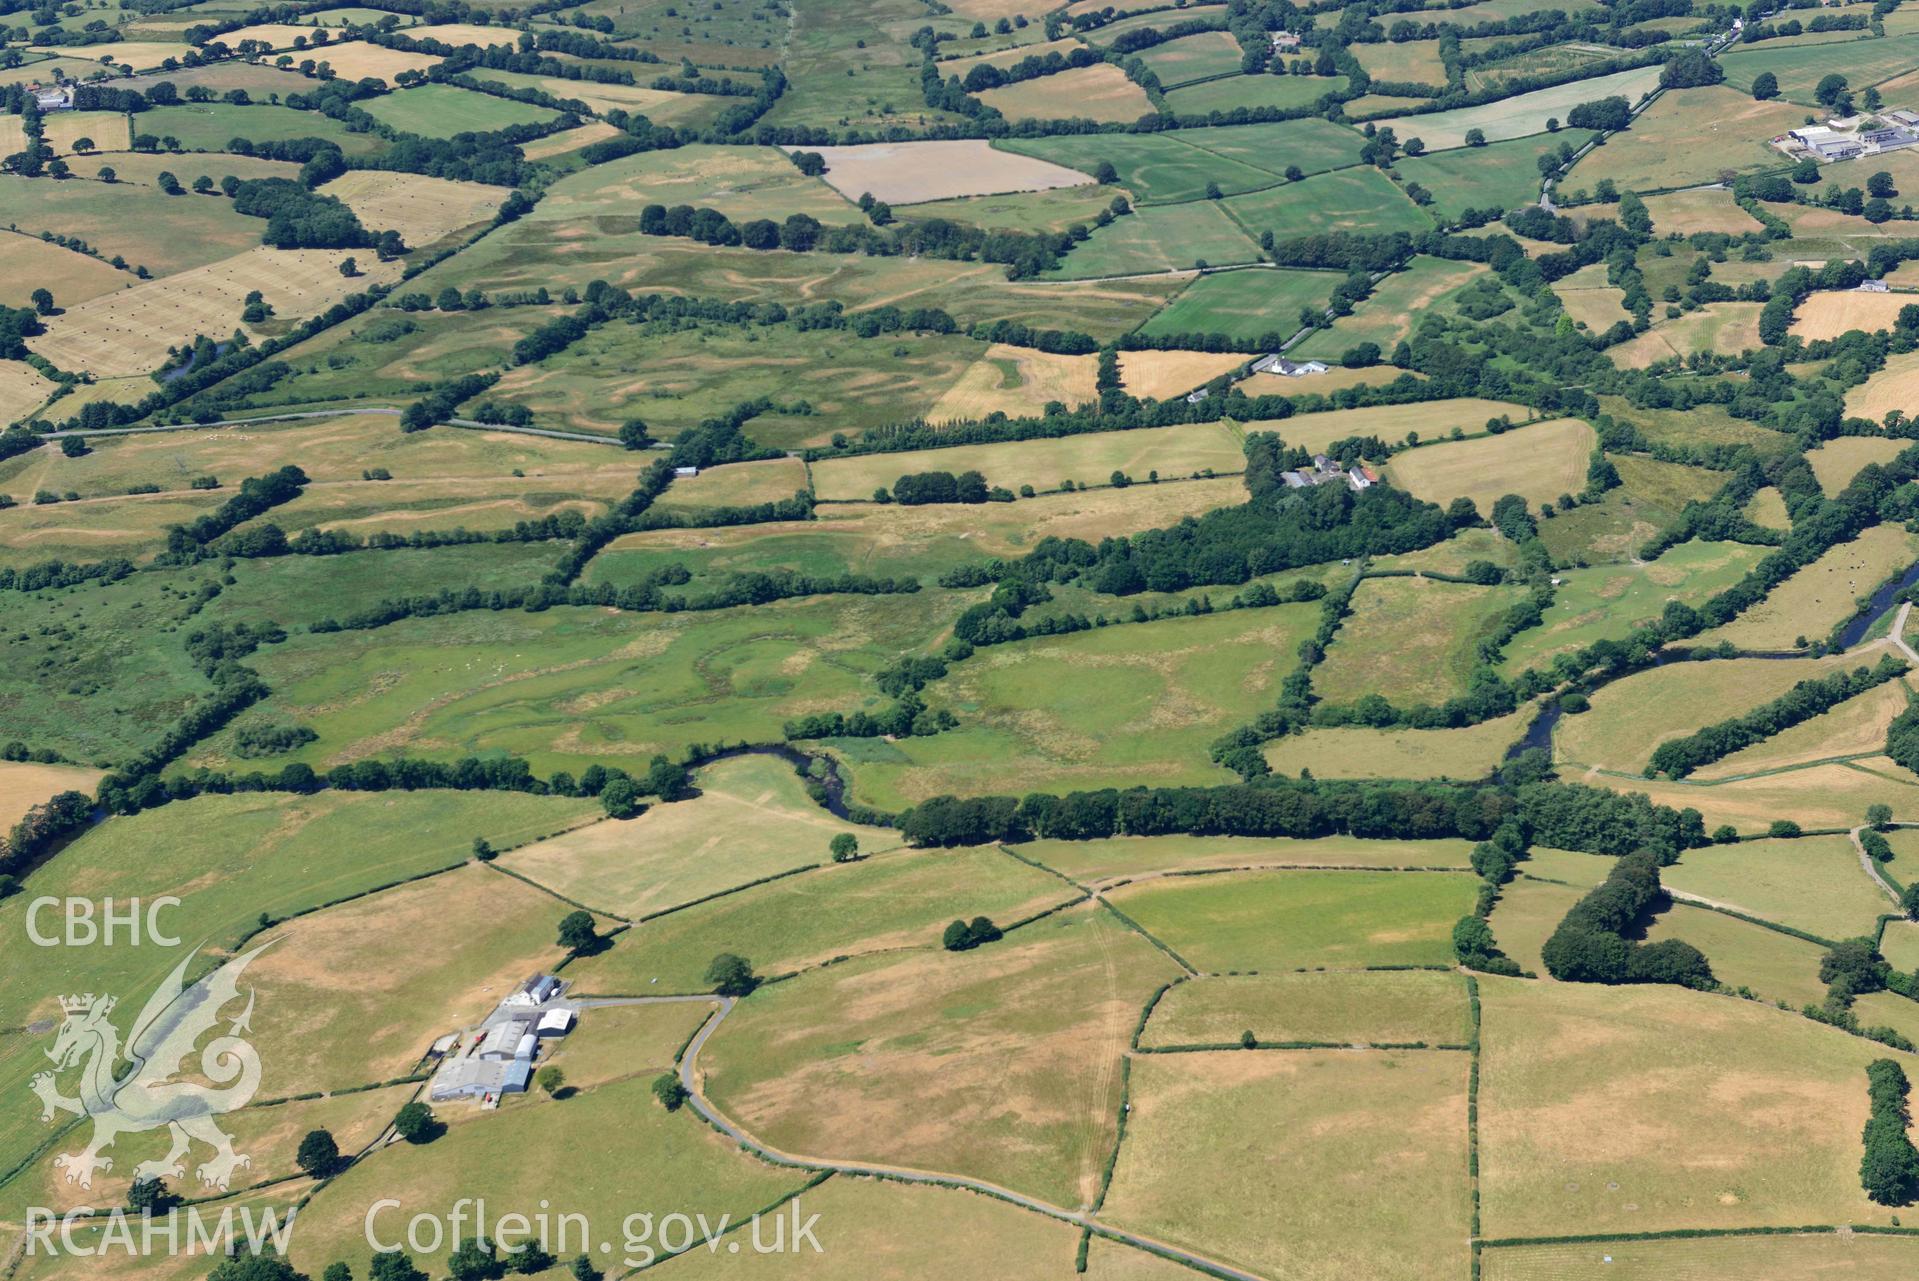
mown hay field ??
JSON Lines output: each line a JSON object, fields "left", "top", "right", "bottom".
{"left": 653, "top": 455, "right": 809, "bottom": 510}
{"left": 29, "top": 247, "right": 402, "bottom": 377}
{"left": 296, "top": 37, "right": 441, "bottom": 84}
{"left": 1807, "top": 434, "right": 1908, "bottom": 493}
{"left": 1845, "top": 348, "right": 1919, "bottom": 423}
{"left": 1792, "top": 289, "right": 1917, "bottom": 340}
{"left": 502, "top": 753, "right": 870, "bottom": 919}
{"left": 1117, "top": 349, "right": 1248, "bottom": 399}
{"left": 0, "top": 759, "right": 104, "bottom": 831}
{"left": 318, "top": 169, "right": 502, "bottom": 249}
{"left": 811, "top": 420, "right": 1241, "bottom": 500}
{"left": 0, "top": 358, "right": 57, "bottom": 426}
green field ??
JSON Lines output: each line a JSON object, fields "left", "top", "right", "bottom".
{"left": 1394, "top": 128, "right": 1597, "bottom": 220}
{"left": 138, "top": 102, "right": 384, "bottom": 154}
{"left": 1315, "top": 575, "right": 1526, "bottom": 708}
{"left": 990, "top": 131, "right": 1289, "bottom": 201}
{"left": 359, "top": 82, "right": 563, "bottom": 136}
{"left": 1222, "top": 164, "right": 1434, "bottom": 239}
{"left": 1720, "top": 31, "right": 1919, "bottom": 102}
{"left": 1499, "top": 539, "right": 1771, "bottom": 676}
{"left": 1662, "top": 835, "right": 1893, "bottom": 942}
{"left": 1046, "top": 201, "right": 1263, "bottom": 277}
{"left": 1373, "top": 64, "right": 1662, "bottom": 149}
{"left": 569, "top": 843, "right": 1076, "bottom": 991}
{"left": 0, "top": 172, "right": 274, "bottom": 277}
{"left": 1141, "top": 969, "right": 1474, "bottom": 1046}
{"left": 1164, "top": 71, "right": 1346, "bottom": 115}
{"left": 235, "top": 594, "right": 965, "bottom": 777}
{"left": 837, "top": 605, "right": 1319, "bottom": 808}
{"left": 1135, "top": 267, "right": 1340, "bottom": 341}
{"left": 1012, "top": 833, "right": 1477, "bottom": 883}
{"left": 1136, "top": 29, "right": 1246, "bottom": 87}
{"left": 1105, "top": 867, "right": 1481, "bottom": 969}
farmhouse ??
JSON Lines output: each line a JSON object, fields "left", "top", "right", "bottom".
{"left": 1270, "top": 30, "right": 1301, "bottom": 51}
{"left": 1250, "top": 355, "right": 1330, "bottom": 377}
{"left": 503, "top": 973, "right": 563, "bottom": 1008}
{"left": 28, "top": 84, "right": 72, "bottom": 111}
{"left": 1281, "top": 454, "right": 1379, "bottom": 492}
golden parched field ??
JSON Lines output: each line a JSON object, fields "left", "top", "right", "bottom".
{"left": 926, "top": 342, "right": 1099, "bottom": 423}
{"left": 1117, "top": 349, "right": 1247, "bottom": 400}
{"left": 1476, "top": 977, "right": 1893, "bottom": 1239}
{"left": 0, "top": 231, "right": 131, "bottom": 313}
{"left": 1609, "top": 302, "right": 1766, "bottom": 368}
{"left": 1844, "top": 348, "right": 1919, "bottom": 423}
{"left": 1482, "top": 1233, "right": 1919, "bottom": 1281}
{"left": 29, "top": 247, "right": 403, "bottom": 378}
{"left": 1642, "top": 188, "right": 1764, "bottom": 238}
{"left": 809, "top": 420, "right": 1245, "bottom": 501}
{"left": 301, "top": 39, "right": 443, "bottom": 85}
{"left": 1806, "top": 434, "right": 1908, "bottom": 494}
{"left": 1385, "top": 417, "right": 1595, "bottom": 515}
{"left": 317, "top": 170, "right": 503, "bottom": 250}
{"left": 405, "top": 21, "right": 524, "bottom": 45}
{"left": 0, "top": 758, "right": 105, "bottom": 831}
{"left": 1696, "top": 523, "right": 1919, "bottom": 650}
{"left": 1792, "top": 289, "right": 1917, "bottom": 341}
{"left": 978, "top": 62, "right": 1157, "bottom": 125}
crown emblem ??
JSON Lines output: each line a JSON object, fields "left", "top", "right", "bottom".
{"left": 58, "top": 994, "right": 104, "bottom": 1016}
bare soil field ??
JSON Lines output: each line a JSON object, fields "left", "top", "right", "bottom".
{"left": 44, "top": 41, "right": 192, "bottom": 69}
{"left": 797, "top": 138, "right": 1094, "bottom": 205}
{"left": 926, "top": 342, "right": 1100, "bottom": 422}
{"left": 29, "top": 246, "right": 403, "bottom": 377}
{"left": 215, "top": 21, "right": 332, "bottom": 47}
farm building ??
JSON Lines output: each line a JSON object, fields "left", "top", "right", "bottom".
{"left": 537, "top": 1008, "right": 575, "bottom": 1036}
{"left": 29, "top": 84, "right": 72, "bottom": 111}
{"left": 502, "top": 973, "right": 563, "bottom": 1008}
{"left": 479, "top": 1016, "right": 536, "bottom": 1058}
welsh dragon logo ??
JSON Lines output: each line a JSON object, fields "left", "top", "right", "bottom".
{"left": 30, "top": 943, "right": 270, "bottom": 1192}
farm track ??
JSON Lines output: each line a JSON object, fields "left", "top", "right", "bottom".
{"left": 44, "top": 407, "right": 628, "bottom": 445}
{"left": 671, "top": 995, "right": 1268, "bottom": 1281}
